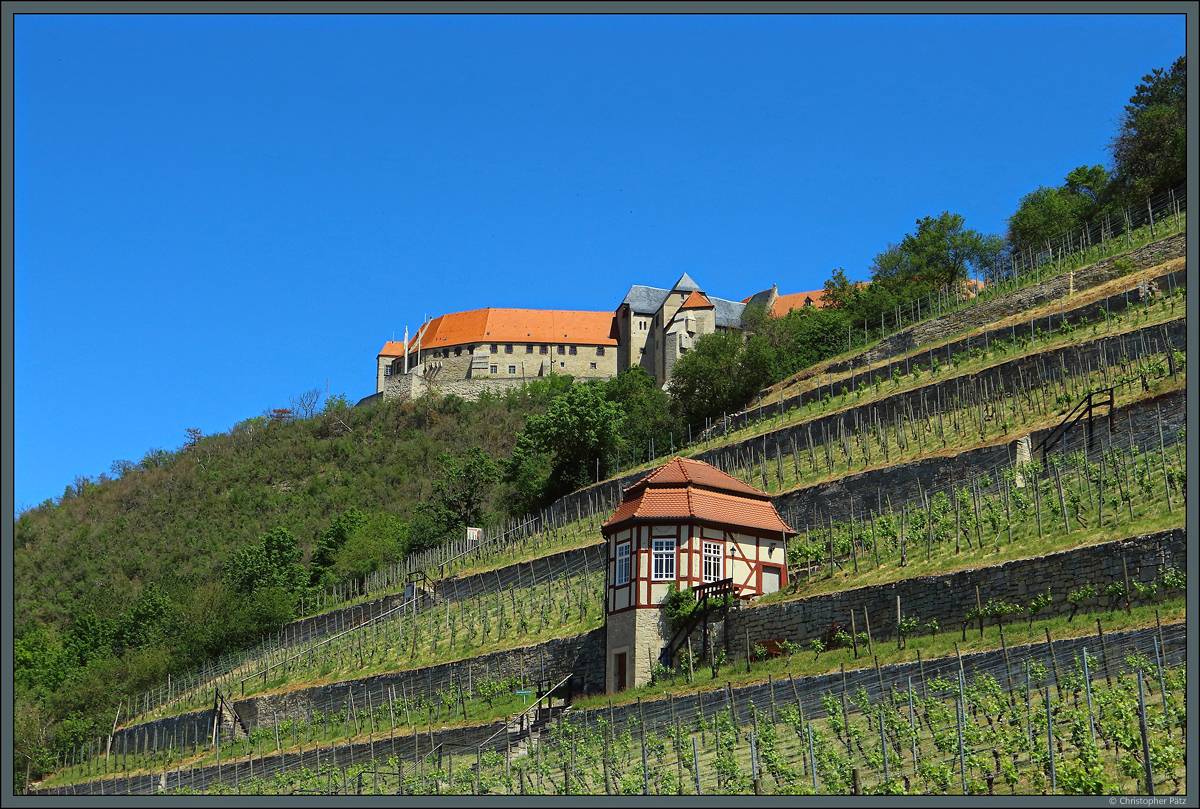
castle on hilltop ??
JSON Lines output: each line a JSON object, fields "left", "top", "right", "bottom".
{"left": 373, "top": 274, "right": 830, "bottom": 402}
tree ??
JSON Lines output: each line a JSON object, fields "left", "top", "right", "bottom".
{"left": 871, "top": 211, "right": 1003, "bottom": 293}
{"left": 112, "top": 584, "right": 175, "bottom": 653}
{"left": 604, "top": 367, "right": 681, "bottom": 462}
{"left": 330, "top": 512, "right": 409, "bottom": 582}
{"left": 226, "top": 527, "right": 307, "bottom": 597}
{"left": 291, "top": 388, "right": 323, "bottom": 419}
{"left": 182, "top": 428, "right": 204, "bottom": 452}
{"left": 429, "top": 447, "right": 500, "bottom": 535}
{"left": 1109, "top": 55, "right": 1185, "bottom": 203}
{"left": 309, "top": 507, "right": 370, "bottom": 586}
{"left": 501, "top": 432, "right": 555, "bottom": 517}
{"left": 503, "top": 382, "right": 624, "bottom": 504}
{"left": 1006, "top": 166, "right": 1110, "bottom": 256}
{"left": 820, "top": 268, "right": 860, "bottom": 310}
{"left": 667, "top": 331, "right": 746, "bottom": 428}
{"left": 1063, "top": 164, "right": 1110, "bottom": 204}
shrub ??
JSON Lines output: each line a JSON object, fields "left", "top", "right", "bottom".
{"left": 661, "top": 584, "right": 698, "bottom": 631}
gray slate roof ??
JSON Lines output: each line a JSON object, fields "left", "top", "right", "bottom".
{"left": 713, "top": 298, "right": 746, "bottom": 329}
{"left": 620, "top": 285, "right": 672, "bottom": 314}
{"left": 671, "top": 272, "right": 702, "bottom": 292}
{"left": 620, "top": 276, "right": 745, "bottom": 328}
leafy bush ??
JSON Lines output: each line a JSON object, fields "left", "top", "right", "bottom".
{"left": 661, "top": 584, "right": 698, "bottom": 631}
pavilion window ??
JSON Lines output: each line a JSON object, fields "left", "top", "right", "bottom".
{"left": 652, "top": 539, "right": 676, "bottom": 581}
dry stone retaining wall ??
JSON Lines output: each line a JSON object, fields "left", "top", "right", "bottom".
{"left": 771, "top": 385, "right": 1185, "bottom": 528}
{"left": 108, "top": 628, "right": 604, "bottom": 755}
{"left": 37, "top": 622, "right": 1184, "bottom": 795}
{"left": 843, "top": 233, "right": 1185, "bottom": 371}
{"left": 544, "top": 310, "right": 1184, "bottom": 528}
{"left": 110, "top": 527, "right": 1181, "bottom": 754}
{"left": 715, "top": 528, "right": 1184, "bottom": 660}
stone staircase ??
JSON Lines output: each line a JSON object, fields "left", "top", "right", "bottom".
{"left": 504, "top": 701, "right": 570, "bottom": 758}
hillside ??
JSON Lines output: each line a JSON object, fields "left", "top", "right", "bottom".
{"left": 20, "top": 231, "right": 1189, "bottom": 796}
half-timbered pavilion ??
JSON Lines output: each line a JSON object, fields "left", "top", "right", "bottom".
{"left": 600, "top": 457, "right": 796, "bottom": 693}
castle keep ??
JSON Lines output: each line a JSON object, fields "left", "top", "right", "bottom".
{"left": 375, "top": 274, "right": 828, "bottom": 401}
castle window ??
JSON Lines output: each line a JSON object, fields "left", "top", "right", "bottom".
{"left": 557, "top": 346, "right": 565, "bottom": 355}
{"left": 596, "top": 346, "right": 605, "bottom": 356}
{"left": 526, "top": 345, "right": 534, "bottom": 353}
{"left": 384, "top": 365, "right": 392, "bottom": 376}
{"left": 508, "top": 365, "right": 516, "bottom": 374}
{"left": 569, "top": 346, "right": 577, "bottom": 355}
{"left": 505, "top": 344, "right": 513, "bottom": 354}
{"left": 652, "top": 539, "right": 676, "bottom": 581}
{"left": 590, "top": 362, "right": 597, "bottom": 369}
{"left": 615, "top": 542, "right": 630, "bottom": 586}
{"left": 539, "top": 345, "right": 548, "bottom": 355}
{"left": 490, "top": 365, "right": 497, "bottom": 374}
{"left": 454, "top": 347, "right": 462, "bottom": 357}
{"left": 490, "top": 344, "right": 498, "bottom": 354}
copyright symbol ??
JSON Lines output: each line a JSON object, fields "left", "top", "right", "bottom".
{"left": 1109, "top": 799, "right": 1116, "bottom": 805}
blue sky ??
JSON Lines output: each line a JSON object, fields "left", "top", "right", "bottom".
{"left": 10, "top": 9, "right": 1189, "bottom": 514}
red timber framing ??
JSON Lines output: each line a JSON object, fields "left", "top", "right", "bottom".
{"left": 605, "top": 521, "right": 790, "bottom": 615}
{"left": 602, "top": 457, "right": 796, "bottom": 616}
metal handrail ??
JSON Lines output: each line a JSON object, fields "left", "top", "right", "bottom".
{"left": 1037, "top": 387, "right": 1115, "bottom": 459}
{"left": 474, "top": 673, "right": 573, "bottom": 756}
{"left": 659, "top": 579, "right": 737, "bottom": 668}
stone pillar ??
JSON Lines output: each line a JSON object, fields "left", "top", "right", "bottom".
{"left": 1014, "top": 435, "right": 1032, "bottom": 487}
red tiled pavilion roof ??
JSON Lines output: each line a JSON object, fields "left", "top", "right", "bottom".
{"left": 602, "top": 457, "right": 795, "bottom": 536}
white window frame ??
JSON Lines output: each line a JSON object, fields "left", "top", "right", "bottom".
{"left": 651, "top": 538, "right": 676, "bottom": 581}
{"left": 614, "top": 542, "right": 630, "bottom": 586}
{"left": 703, "top": 541, "right": 723, "bottom": 583}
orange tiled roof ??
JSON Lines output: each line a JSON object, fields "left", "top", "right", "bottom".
{"left": 678, "top": 290, "right": 714, "bottom": 310}
{"left": 380, "top": 308, "right": 618, "bottom": 355}
{"left": 770, "top": 290, "right": 828, "bottom": 316}
{"left": 378, "top": 341, "right": 407, "bottom": 358}
{"left": 603, "top": 457, "right": 795, "bottom": 536}
{"left": 631, "top": 457, "right": 765, "bottom": 497}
